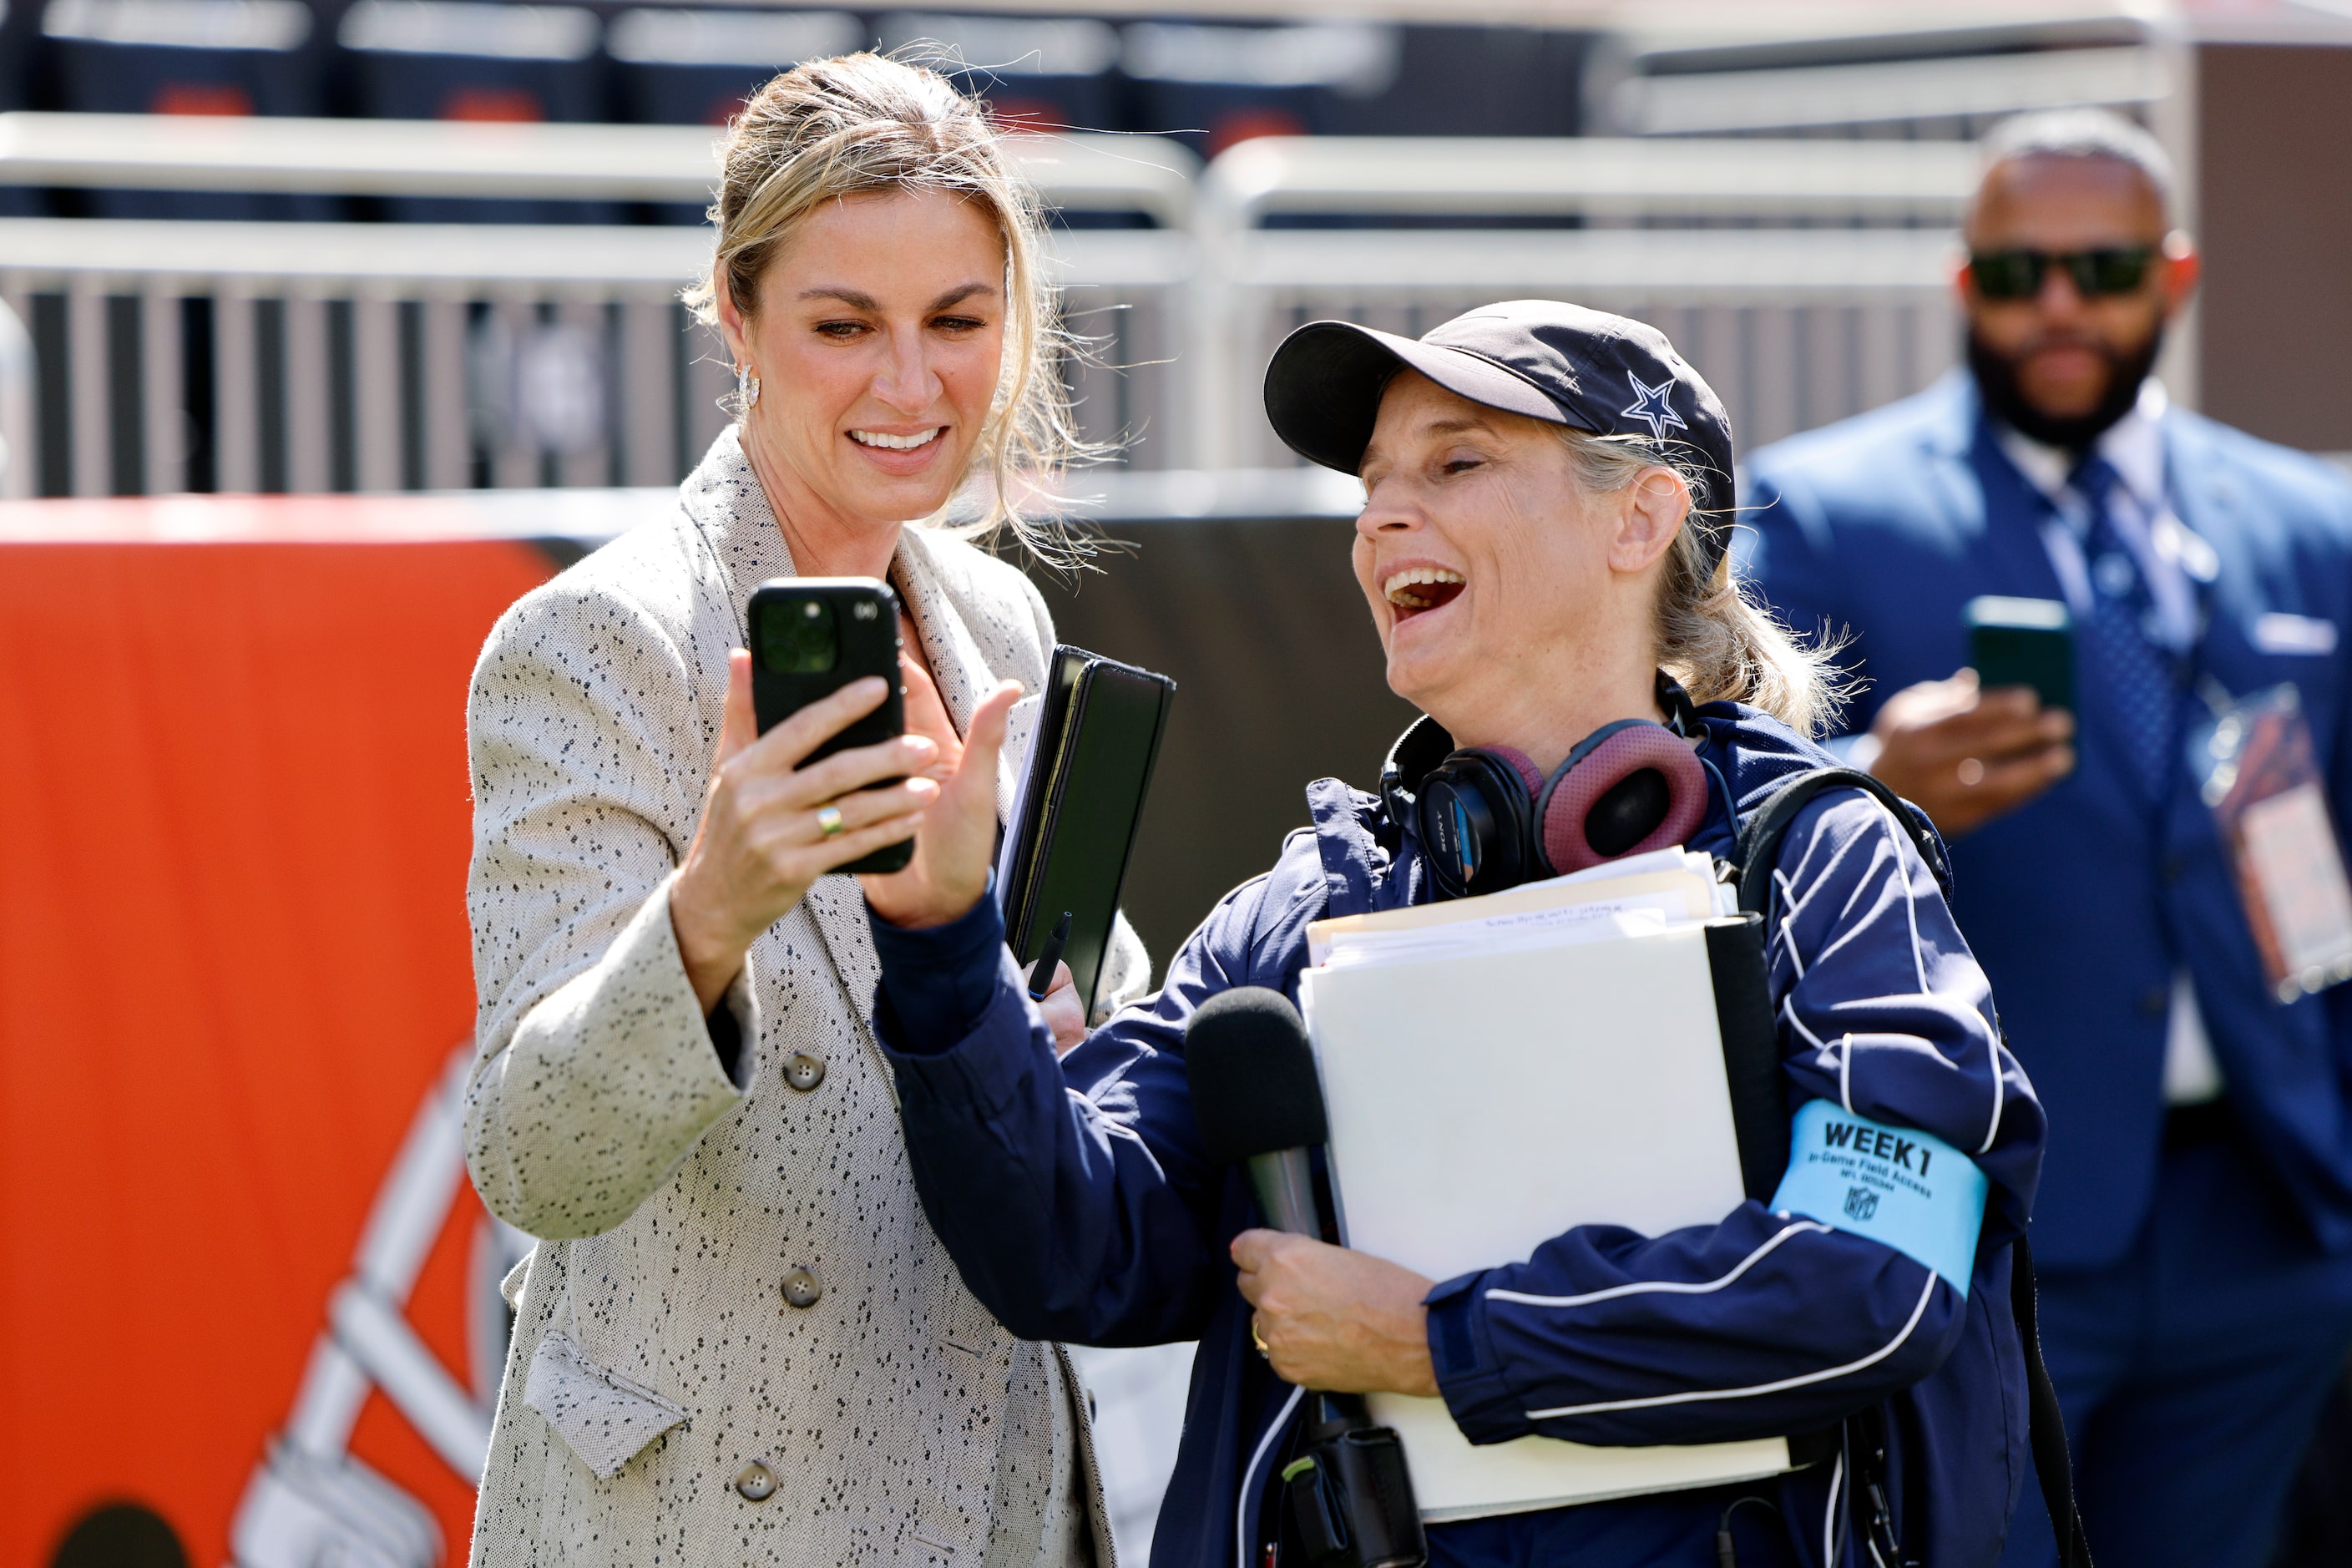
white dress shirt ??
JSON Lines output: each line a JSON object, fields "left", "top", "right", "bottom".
{"left": 1996, "top": 380, "right": 2224, "bottom": 1105}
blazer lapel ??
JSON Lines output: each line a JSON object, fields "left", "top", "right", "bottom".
{"left": 2158, "top": 414, "right": 2230, "bottom": 603}
{"left": 893, "top": 527, "right": 1037, "bottom": 832}
{"left": 892, "top": 529, "right": 993, "bottom": 736}
{"left": 683, "top": 425, "right": 797, "bottom": 641}
{"left": 1959, "top": 395, "right": 2075, "bottom": 603}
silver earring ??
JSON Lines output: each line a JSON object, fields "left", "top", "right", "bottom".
{"left": 736, "top": 362, "right": 761, "bottom": 412}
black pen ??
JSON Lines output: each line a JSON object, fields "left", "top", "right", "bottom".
{"left": 1027, "top": 910, "right": 1074, "bottom": 1002}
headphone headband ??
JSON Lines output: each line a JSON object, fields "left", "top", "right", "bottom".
{"left": 1413, "top": 676, "right": 1712, "bottom": 899}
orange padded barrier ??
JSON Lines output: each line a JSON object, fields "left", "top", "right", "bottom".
{"left": 0, "top": 497, "right": 560, "bottom": 1568}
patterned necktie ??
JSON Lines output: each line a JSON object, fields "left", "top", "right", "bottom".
{"left": 2069, "top": 451, "right": 2181, "bottom": 800}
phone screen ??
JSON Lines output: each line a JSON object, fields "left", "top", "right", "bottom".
{"left": 1965, "top": 596, "right": 2074, "bottom": 714}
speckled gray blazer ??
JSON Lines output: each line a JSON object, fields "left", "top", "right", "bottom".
{"left": 463, "top": 427, "right": 1140, "bottom": 1568}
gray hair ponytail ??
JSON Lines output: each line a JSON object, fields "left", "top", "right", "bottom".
{"left": 1555, "top": 427, "right": 1848, "bottom": 736}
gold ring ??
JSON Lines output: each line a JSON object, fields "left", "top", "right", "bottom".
{"left": 1252, "top": 1319, "right": 1270, "bottom": 1358}
{"left": 816, "top": 804, "right": 846, "bottom": 839}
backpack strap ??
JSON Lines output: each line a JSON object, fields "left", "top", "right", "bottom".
{"left": 2015, "top": 1236, "right": 2097, "bottom": 1568}
{"left": 1732, "top": 765, "right": 1950, "bottom": 918}
{"left": 1727, "top": 764, "right": 2091, "bottom": 1568}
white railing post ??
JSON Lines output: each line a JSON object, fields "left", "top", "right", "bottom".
{"left": 616, "top": 292, "right": 676, "bottom": 488}
{"left": 284, "top": 291, "right": 331, "bottom": 494}
{"left": 353, "top": 290, "right": 402, "bottom": 493}
{"left": 139, "top": 284, "right": 183, "bottom": 495}
{"left": 554, "top": 295, "right": 611, "bottom": 490}
{"left": 215, "top": 286, "right": 260, "bottom": 494}
{"left": 420, "top": 292, "right": 471, "bottom": 491}
{"left": 488, "top": 294, "right": 537, "bottom": 491}
{"left": 0, "top": 294, "right": 32, "bottom": 499}
{"left": 67, "top": 277, "right": 108, "bottom": 497}
{"left": 1183, "top": 154, "right": 1250, "bottom": 473}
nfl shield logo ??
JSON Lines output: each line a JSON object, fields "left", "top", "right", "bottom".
{"left": 1844, "top": 1186, "right": 1880, "bottom": 1222}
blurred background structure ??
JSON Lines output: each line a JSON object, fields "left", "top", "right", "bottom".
{"left": 15, "top": 0, "right": 2352, "bottom": 503}
{"left": 8, "top": 2, "right": 2352, "bottom": 1565}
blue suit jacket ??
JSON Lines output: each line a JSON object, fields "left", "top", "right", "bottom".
{"left": 1741, "top": 372, "right": 2352, "bottom": 1271}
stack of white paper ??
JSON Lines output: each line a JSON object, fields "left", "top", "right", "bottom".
{"left": 1298, "top": 850, "right": 1791, "bottom": 1521}
{"left": 1308, "top": 848, "right": 1731, "bottom": 968}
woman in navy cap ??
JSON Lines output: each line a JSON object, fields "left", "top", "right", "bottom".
{"left": 853, "top": 301, "right": 2049, "bottom": 1566}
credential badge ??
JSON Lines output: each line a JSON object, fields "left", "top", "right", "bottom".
{"left": 1621, "top": 373, "right": 1688, "bottom": 442}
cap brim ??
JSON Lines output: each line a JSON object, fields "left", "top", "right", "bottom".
{"left": 1263, "top": 321, "right": 1571, "bottom": 475}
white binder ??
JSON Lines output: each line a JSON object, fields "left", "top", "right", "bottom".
{"left": 1297, "top": 880, "right": 1792, "bottom": 1522}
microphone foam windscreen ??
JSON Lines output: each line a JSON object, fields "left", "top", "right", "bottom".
{"left": 1185, "top": 986, "right": 1328, "bottom": 1165}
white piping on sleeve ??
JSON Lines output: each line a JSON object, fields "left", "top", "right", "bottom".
{"left": 1485, "top": 1222, "right": 1833, "bottom": 1309}
{"left": 1237, "top": 1384, "right": 1305, "bottom": 1568}
{"left": 1520, "top": 1272, "right": 1939, "bottom": 1420}
{"left": 1978, "top": 1032, "right": 2006, "bottom": 1156}
{"left": 1781, "top": 995, "right": 1830, "bottom": 1055}
{"left": 1839, "top": 1030, "right": 1856, "bottom": 1115}
{"left": 1771, "top": 867, "right": 1808, "bottom": 977}
{"left": 1775, "top": 851, "right": 1829, "bottom": 923}
{"left": 1873, "top": 801, "right": 1930, "bottom": 996}
{"left": 1773, "top": 867, "right": 1800, "bottom": 909}
{"left": 1776, "top": 913, "right": 1807, "bottom": 979}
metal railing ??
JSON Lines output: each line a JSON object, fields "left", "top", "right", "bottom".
{"left": 0, "top": 117, "right": 1196, "bottom": 497}
{"left": 1181, "top": 134, "right": 1971, "bottom": 468}
{"left": 0, "top": 214, "right": 1189, "bottom": 498}
{"left": 0, "top": 115, "right": 1990, "bottom": 497}
{"left": 0, "top": 111, "right": 1203, "bottom": 225}
{"left": 1601, "top": 42, "right": 2168, "bottom": 138}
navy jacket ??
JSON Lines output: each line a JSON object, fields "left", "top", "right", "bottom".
{"left": 1741, "top": 372, "right": 2352, "bottom": 1271}
{"left": 875, "top": 706, "right": 2046, "bottom": 1567}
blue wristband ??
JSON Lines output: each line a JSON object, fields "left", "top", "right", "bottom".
{"left": 1770, "top": 1100, "right": 1987, "bottom": 1297}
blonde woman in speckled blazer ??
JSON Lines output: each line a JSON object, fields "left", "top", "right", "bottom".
{"left": 461, "top": 54, "right": 1146, "bottom": 1568}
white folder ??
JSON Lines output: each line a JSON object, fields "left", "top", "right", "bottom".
{"left": 1297, "top": 914, "right": 1792, "bottom": 1521}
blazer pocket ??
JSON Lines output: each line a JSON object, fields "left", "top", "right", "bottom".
{"left": 524, "top": 1329, "right": 688, "bottom": 1480}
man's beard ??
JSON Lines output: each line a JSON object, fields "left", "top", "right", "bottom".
{"left": 1966, "top": 323, "right": 2162, "bottom": 453}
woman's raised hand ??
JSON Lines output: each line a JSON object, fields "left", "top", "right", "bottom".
{"left": 861, "top": 676, "right": 1021, "bottom": 931}
{"left": 670, "top": 650, "right": 941, "bottom": 1012}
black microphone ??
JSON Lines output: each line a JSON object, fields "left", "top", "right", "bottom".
{"left": 1185, "top": 986, "right": 1328, "bottom": 1238}
{"left": 1185, "top": 986, "right": 1429, "bottom": 1568}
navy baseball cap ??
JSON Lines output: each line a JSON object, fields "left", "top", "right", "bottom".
{"left": 1262, "top": 300, "right": 1737, "bottom": 571}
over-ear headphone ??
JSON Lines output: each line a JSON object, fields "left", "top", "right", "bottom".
{"left": 1414, "top": 674, "right": 1711, "bottom": 900}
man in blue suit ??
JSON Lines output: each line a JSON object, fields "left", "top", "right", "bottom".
{"left": 1743, "top": 109, "right": 2352, "bottom": 1568}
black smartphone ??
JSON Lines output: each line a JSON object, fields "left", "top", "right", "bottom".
{"left": 746, "top": 576, "right": 912, "bottom": 875}
{"left": 1965, "top": 595, "right": 2075, "bottom": 714}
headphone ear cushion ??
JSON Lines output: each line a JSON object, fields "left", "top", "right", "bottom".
{"left": 1419, "top": 748, "right": 1540, "bottom": 898}
{"left": 1535, "top": 725, "right": 1710, "bottom": 874}
{"left": 1485, "top": 746, "right": 1544, "bottom": 799}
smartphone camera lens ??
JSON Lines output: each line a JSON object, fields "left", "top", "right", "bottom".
{"left": 759, "top": 596, "right": 838, "bottom": 674}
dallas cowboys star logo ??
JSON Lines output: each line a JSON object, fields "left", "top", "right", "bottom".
{"left": 1620, "top": 373, "right": 1688, "bottom": 442}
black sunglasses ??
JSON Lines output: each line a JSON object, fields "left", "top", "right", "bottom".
{"left": 1969, "top": 246, "right": 2159, "bottom": 301}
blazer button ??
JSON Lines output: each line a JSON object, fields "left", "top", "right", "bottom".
{"left": 735, "top": 1461, "right": 776, "bottom": 1501}
{"left": 782, "top": 1267, "right": 823, "bottom": 1308}
{"left": 783, "top": 1051, "right": 827, "bottom": 1092}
